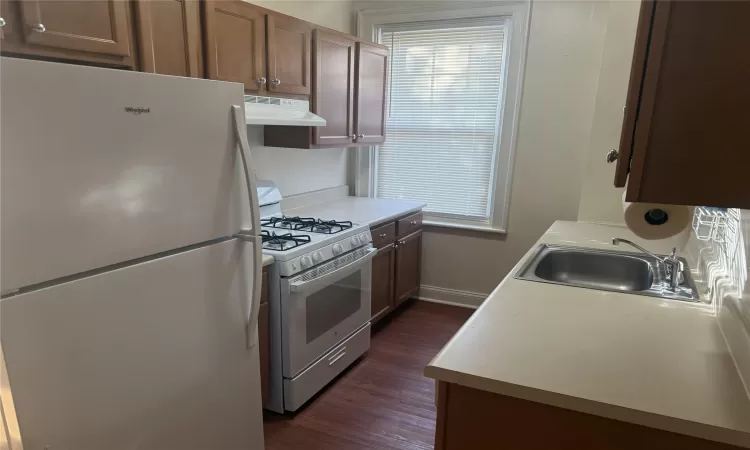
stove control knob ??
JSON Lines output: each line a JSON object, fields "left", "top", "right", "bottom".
{"left": 312, "top": 251, "right": 323, "bottom": 263}
{"left": 351, "top": 236, "right": 361, "bottom": 246}
{"left": 300, "top": 255, "right": 313, "bottom": 269}
{"left": 332, "top": 243, "right": 344, "bottom": 255}
{"left": 359, "top": 233, "right": 370, "bottom": 243}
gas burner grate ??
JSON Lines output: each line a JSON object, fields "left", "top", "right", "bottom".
{"left": 261, "top": 230, "right": 311, "bottom": 251}
{"left": 261, "top": 216, "right": 353, "bottom": 234}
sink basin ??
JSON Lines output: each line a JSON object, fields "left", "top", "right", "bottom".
{"left": 514, "top": 244, "right": 701, "bottom": 302}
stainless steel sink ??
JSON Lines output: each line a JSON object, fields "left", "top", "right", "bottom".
{"left": 514, "top": 244, "right": 701, "bottom": 302}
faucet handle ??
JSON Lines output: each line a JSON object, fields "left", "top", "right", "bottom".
{"left": 669, "top": 247, "right": 677, "bottom": 260}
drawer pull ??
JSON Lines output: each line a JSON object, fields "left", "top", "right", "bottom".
{"left": 410, "top": 220, "right": 418, "bottom": 225}
{"left": 328, "top": 347, "right": 347, "bottom": 366}
{"left": 380, "top": 233, "right": 387, "bottom": 239}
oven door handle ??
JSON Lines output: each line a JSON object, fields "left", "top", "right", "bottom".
{"left": 290, "top": 247, "right": 377, "bottom": 294}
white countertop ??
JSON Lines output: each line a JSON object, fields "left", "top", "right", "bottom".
{"left": 425, "top": 220, "right": 750, "bottom": 448}
{"left": 284, "top": 197, "right": 426, "bottom": 227}
{"left": 262, "top": 254, "right": 274, "bottom": 268}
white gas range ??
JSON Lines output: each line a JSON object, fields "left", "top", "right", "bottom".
{"left": 258, "top": 183, "right": 373, "bottom": 413}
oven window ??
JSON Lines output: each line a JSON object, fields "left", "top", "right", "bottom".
{"left": 306, "top": 271, "right": 362, "bottom": 343}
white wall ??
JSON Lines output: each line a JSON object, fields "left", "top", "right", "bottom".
{"left": 250, "top": 0, "right": 354, "bottom": 33}
{"left": 245, "top": 1, "right": 355, "bottom": 197}
{"left": 247, "top": 127, "right": 348, "bottom": 197}
{"left": 577, "top": 0, "right": 640, "bottom": 225}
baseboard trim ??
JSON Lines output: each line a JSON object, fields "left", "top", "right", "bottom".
{"left": 417, "top": 285, "right": 486, "bottom": 309}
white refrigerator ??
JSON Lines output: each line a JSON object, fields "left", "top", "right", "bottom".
{"left": 0, "top": 57, "right": 265, "bottom": 449}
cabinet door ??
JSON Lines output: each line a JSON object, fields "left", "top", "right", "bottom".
{"left": 616, "top": 0, "right": 750, "bottom": 209}
{"left": 0, "top": 0, "right": 15, "bottom": 41}
{"left": 19, "top": 0, "right": 131, "bottom": 56}
{"left": 267, "top": 14, "right": 311, "bottom": 96}
{"left": 371, "top": 243, "right": 395, "bottom": 323}
{"left": 354, "top": 42, "right": 388, "bottom": 144}
{"left": 394, "top": 229, "right": 422, "bottom": 306}
{"left": 312, "top": 30, "right": 356, "bottom": 146}
{"left": 135, "top": 0, "right": 202, "bottom": 78}
{"left": 204, "top": 1, "right": 266, "bottom": 94}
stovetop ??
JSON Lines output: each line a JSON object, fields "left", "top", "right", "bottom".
{"left": 259, "top": 214, "right": 371, "bottom": 264}
{"left": 260, "top": 230, "right": 312, "bottom": 252}
{"left": 261, "top": 216, "right": 353, "bottom": 235}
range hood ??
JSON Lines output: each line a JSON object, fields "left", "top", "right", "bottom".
{"left": 244, "top": 95, "right": 326, "bottom": 127}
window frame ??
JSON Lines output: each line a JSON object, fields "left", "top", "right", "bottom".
{"left": 355, "top": 2, "right": 530, "bottom": 234}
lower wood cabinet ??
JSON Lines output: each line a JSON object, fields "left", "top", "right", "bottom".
{"left": 371, "top": 243, "right": 395, "bottom": 322}
{"left": 394, "top": 229, "right": 422, "bottom": 307}
{"left": 259, "top": 268, "right": 270, "bottom": 407}
{"left": 369, "top": 211, "right": 423, "bottom": 324}
{"left": 435, "top": 382, "right": 743, "bottom": 450}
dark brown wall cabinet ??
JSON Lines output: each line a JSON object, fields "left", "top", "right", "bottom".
{"left": 204, "top": 0, "right": 311, "bottom": 96}
{"left": 203, "top": 0, "right": 266, "bottom": 93}
{"left": 265, "top": 32, "right": 388, "bottom": 149}
{"left": 0, "top": 0, "right": 135, "bottom": 67}
{"left": 369, "top": 212, "right": 423, "bottom": 324}
{"left": 615, "top": 0, "right": 750, "bottom": 209}
{"left": 135, "top": 0, "right": 203, "bottom": 78}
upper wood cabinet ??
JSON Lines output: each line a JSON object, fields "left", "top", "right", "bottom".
{"left": 0, "top": 1, "right": 14, "bottom": 41}
{"left": 355, "top": 42, "right": 388, "bottom": 144}
{"left": 204, "top": 0, "right": 266, "bottom": 93}
{"left": 267, "top": 14, "right": 311, "bottom": 96}
{"left": 19, "top": 0, "right": 130, "bottom": 55}
{"left": 265, "top": 34, "right": 388, "bottom": 149}
{"left": 615, "top": 0, "right": 750, "bottom": 209}
{"left": 135, "top": 0, "right": 202, "bottom": 78}
{"left": 313, "top": 30, "right": 356, "bottom": 146}
{"left": 0, "top": 0, "right": 135, "bottom": 67}
{"left": 204, "top": 1, "right": 312, "bottom": 96}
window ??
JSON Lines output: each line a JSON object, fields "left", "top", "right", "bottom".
{"left": 359, "top": 3, "right": 529, "bottom": 232}
{"left": 376, "top": 20, "right": 506, "bottom": 222}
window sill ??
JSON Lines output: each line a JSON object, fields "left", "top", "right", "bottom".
{"left": 422, "top": 219, "right": 507, "bottom": 235}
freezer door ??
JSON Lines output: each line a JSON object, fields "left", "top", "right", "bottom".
{"left": 0, "top": 239, "right": 264, "bottom": 449}
{"left": 0, "top": 57, "right": 259, "bottom": 292}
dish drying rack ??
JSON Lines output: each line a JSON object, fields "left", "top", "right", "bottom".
{"left": 692, "top": 207, "right": 740, "bottom": 244}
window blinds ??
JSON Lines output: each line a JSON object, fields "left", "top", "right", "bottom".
{"left": 377, "top": 19, "right": 506, "bottom": 222}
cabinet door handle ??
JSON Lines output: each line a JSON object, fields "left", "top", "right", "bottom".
{"left": 31, "top": 23, "right": 45, "bottom": 33}
{"left": 394, "top": 244, "right": 399, "bottom": 249}
{"left": 257, "top": 77, "right": 267, "bottom": 84}
{"left": 606, "top": 149, "right": 618, "bottom": 163}
{"left": 272, "top": 79, "right": 281, "bottom": 86}
{"left": 358, "top": 134, "right": 365, "bottom": 139}
{"left": 351, "top": 134, "right": 357, "bottom": 140}
{"left": 0, "top": 18, "right": 6, "bottom": 28}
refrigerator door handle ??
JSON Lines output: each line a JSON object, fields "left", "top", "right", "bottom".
{"left": 236, "top": 231, "right": 262, "bottom": 348}
{"left": 231, "top": 104, "right": 261, "bottom": 234}
{"left": 232, "top": 105, "right": 262, "bottom": 348}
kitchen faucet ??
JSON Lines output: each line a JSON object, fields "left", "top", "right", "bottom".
{"left": 611, "top": 238, "right": 683, "bottom": 291}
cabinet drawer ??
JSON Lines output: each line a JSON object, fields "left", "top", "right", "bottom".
{"left": 284, "top": 323, "right": 370, "bottom": 411}
{"left": 397, "top": 212, "right": 423, "bottom": 238}
{"left": 371, "top": 222, "right": 396, "bottom": 248}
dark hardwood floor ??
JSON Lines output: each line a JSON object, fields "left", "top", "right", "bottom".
{"left": 263, "top": 300, "right": 473, "bottom": 450}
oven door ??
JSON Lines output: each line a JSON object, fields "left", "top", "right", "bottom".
{"left": 280, "top": 246, "right": 375, "bottom": 378}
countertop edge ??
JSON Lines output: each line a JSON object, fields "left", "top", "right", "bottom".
{"left": 367, "top": 204, "right": 425, "bottom": 228}
{"left": 261, "top": 254, "right": 274, "bottom": 267}
{"left": 424, "top": 365, "right": 750, "bottom": 448}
